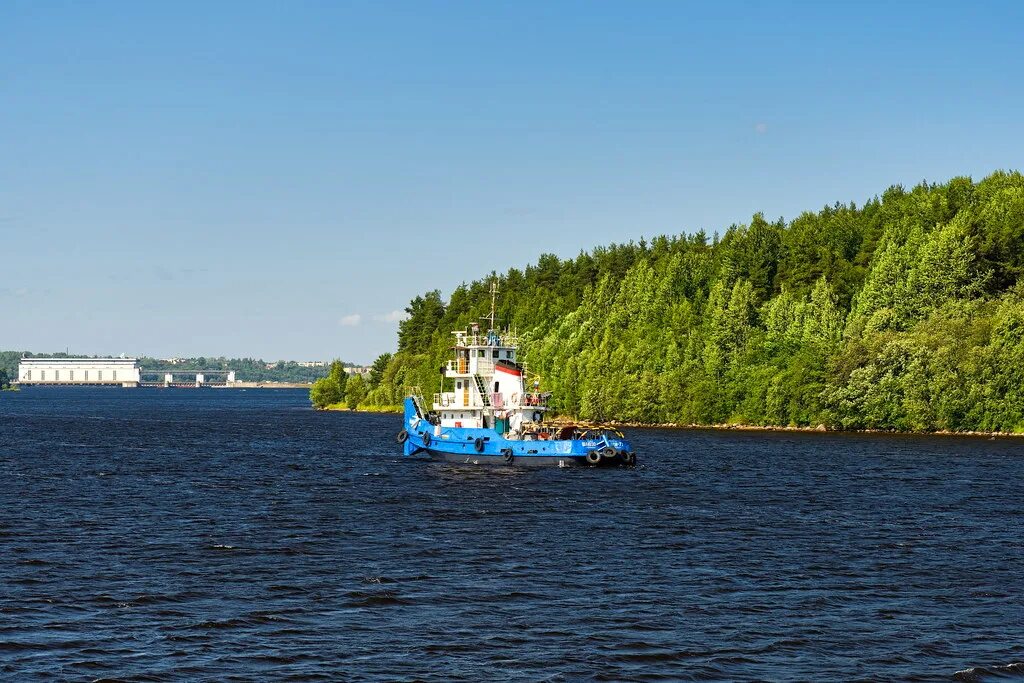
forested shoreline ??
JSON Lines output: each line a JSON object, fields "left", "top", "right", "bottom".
{"left": 341, "top": 171, "right": 1024, "bottom": 433}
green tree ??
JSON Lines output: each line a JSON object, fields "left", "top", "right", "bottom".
{"left": 309, "top": 360, "right": 349, "bottom": 409}
{"left": 345, "top": 373, "right": 368, "bottom": 409}
{"left": 328, "top": 360, "right": 349, "bottom": 396}
{"left": 368, "top": 353, "right": 392, "bottom": 389}
{"left": 310, "top": 376, "right": 342, "bottom": 409}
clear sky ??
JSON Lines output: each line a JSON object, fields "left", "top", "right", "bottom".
{"left": 3, "top": 1, "right": 1022, "bottom": 363}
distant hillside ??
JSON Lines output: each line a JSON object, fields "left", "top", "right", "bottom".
{"left": 356, "top": 170, "right": 1024, "bottom": 433}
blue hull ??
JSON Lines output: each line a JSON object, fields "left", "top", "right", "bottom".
{"left": 398, "top": 398, "right": 635, "bottom": 467}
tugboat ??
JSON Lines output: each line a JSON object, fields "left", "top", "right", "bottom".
{"left": 396, "top": 284, "right": 636, "bottom": 467}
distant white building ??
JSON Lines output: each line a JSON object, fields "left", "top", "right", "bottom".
{"left": 344, "top": 366, "right": 371, "bottom": 376}
{"left": 297, "top": 361, "right": 327, "bottom": 368}
{"left": 18, "top": 357, "right": 141, "bottom": 387}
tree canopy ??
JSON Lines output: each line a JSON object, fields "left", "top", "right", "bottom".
{"left": 347, "top": 171, "right": 1024, "bottom": 433}
{"left": 344, "top": 374, "right": 367, "bottom": 410}
{"left": 310, "top": 361, "right": 348, "bottom": 409}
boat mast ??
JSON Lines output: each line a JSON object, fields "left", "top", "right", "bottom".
{"left": 487, "top": 280, "right": 499, "bottom": 332}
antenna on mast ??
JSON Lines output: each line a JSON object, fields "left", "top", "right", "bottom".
{"left": 485, "top": 279, "right": 499, "bottom": 331}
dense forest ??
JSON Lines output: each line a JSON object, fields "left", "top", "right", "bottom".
{"left": 348, "top": 171, "right": 1024, "bottom": 433}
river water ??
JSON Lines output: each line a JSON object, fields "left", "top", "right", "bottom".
{"left": 1, "top": 387, "right": 1022, "bottom": 681}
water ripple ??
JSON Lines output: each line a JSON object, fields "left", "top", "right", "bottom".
{"left": 1, "top": 387, "right": 1023, "bottom": 680}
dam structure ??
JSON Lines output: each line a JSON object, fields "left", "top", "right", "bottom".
{"left": 18, "top": 357, "right": 142, "bottom": 387}
{"left": 139, "top": 370, "right": 236, "bottom": 388}
{"left": 15, "top": 357, "right": 299, "bottom": 389}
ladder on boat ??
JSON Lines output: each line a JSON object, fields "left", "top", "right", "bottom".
{"left": 472, "top": 375, "right": 491, "bottom": 407}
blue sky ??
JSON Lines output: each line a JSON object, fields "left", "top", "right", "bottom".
{"left": 3, "top": 1, "right": 1023, "bottom": 363}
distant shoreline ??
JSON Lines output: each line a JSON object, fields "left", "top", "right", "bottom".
{"left": 215, "top": 382, "right": 313, "bottom": 389}
{"left": 9, "top": 382, "right": 312, "bottom": 390}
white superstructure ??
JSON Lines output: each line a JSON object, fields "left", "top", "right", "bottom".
{"left": 17, "top": 357, "right": 141, "bottom": 387}
{"left": 430, "top": 284, "right": 550, "bottom": 435}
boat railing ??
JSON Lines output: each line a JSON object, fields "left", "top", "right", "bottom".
{"left": 446, "top": 358, "right": 497, "bottom": 375}
{"left": 508, "top": 392, "right": 550, "bottom": 408}
{"left": 446, "top": 359, "right": 469, "bottom": 374}
{"left": 523, "top": 393, "right": 549, "bottom": 407}
{"left": 452, "top": 332, "right": 520, "bottom": 348}
{"left": 408, "top": 385, "right": 427, "bottom": 418}
{"left": 433, "top": 392, "right": 458, "bottom": 408}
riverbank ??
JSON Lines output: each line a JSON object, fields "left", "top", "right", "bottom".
{"left": 558, "top": 415, "right": 1024, "bottom": 438}
{"left": 320, "top": 403, "right": 401, "bottom": 413}
{"left": 319, "top": 402, "right": 1024, "bottom": 438}
{"left": 609, "top": 421, "right": 1024, "bottom": 439}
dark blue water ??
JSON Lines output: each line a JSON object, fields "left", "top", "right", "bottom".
{"left": 1, "top": 388, "right": 1022, "bottom": 681}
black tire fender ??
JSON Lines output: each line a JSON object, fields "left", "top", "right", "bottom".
{"left": 474, "top": 437, "right": 485, "bottom": 453}
{"left": 396, "top": 430, "right": 408, "bottom": 444}
{"left": 585, "top": 451, "right": 602, "bottom": 466}
{"left": 422, "top": 431, "right": 432, "bottom": 447}
{"left": 501, "top": 448, "right": 514, "bottom": 464}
